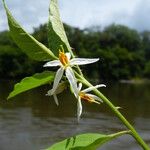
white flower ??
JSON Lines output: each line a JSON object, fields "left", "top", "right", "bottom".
{"left": 46, "top": 82, "right": 67, "bottom": 106}
{"left": 76, "top": 83, "right": 106, "bottom": 122}
{"left": 44, "top": 50, "right": 99, "bottom": 97}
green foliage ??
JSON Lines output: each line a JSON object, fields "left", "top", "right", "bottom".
{"left": 0, "top": 23, "right": 149, "bottom": 80}
{"left": 8, "top": 71, "right": 55, "bottom": 99}
{"left": 65, "top": 24, "right": 148, "bottom": 80}
{"left": 2, "top": 0, "right": 56, "bottom": 61}
{"left": 141, "top": 31, "right": 150, "bottom": 60}
{"left": 33, "top": 24, "right": 49, "bottom": 47}
{"left": 0, "top": 31, "right": 14, "bottom": 45}
{"left": 46, "top": 131, "right": 130, "bottom": 150}
{"left": 48, "top": 0, "right": 72, "bottom": 55}
{"left": 0, "top": 35, "right": 44, "bottom": 78}
{"left": 144, "top": 61, "right": 150, "bottom": 77}
{"left": 100, "top": 24, "right": 142, "bottom": 51}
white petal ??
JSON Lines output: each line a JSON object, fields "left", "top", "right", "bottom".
{"left": 65, "top": 52, "right": 71, "bottom": 60}
{"left": 86, "top": 94, "right": 103, "bottom": 103}
{"left": 65, "top": 67, "right": 78, "bottom": 97}
{"left": 77, "top": 97, "right": 82, "bottom": 122}
{"left": 78, "top": 83, "right": 82, "bottom": 91}
{"left": 46, "top": 92, "right": 59, "bottom": 106}
{"left": 43, "top": 60, "right": 61, "bottom": 67}
{"left": 53, "top": 94, "right": 59, "bottom": 106}
{"left": 82, "top": 84, "right": 106, "bottom": 93}
{"left": 54, "top": 82, "right": 66, "bottom": 94}
{"left": 46, "top": 89, "right": 53, "bottom": 96}
{"left": 70, "top": 58, "right": 99, "bottom": 66}
{"left": 116, "top": 106, "right": 122, "bottom": 110}
{"left": 51, "top": 67, "right": 64, "bottom": 94}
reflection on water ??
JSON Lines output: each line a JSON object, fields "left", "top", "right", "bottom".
{"left": 0, "top": 80, "right": 150, "bottom": 150}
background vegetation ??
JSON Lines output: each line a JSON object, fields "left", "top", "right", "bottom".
{"left": 0, "top": 24, "right": 150, "bottom": 80}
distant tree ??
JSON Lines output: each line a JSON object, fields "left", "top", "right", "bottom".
{"left": 141, "top": 31, "right": 150, "bottom": 60}
{"left": 100, "top": 24, "right": 142, "bottom": 51}
{"left": 144, "top": 61, "right": 150, "bottom": 78}
{"left": 33, "top": 24, "right": 48, "bottom": 46}
{"left": 0, "top": 23, "right": 149, "bottom": 80}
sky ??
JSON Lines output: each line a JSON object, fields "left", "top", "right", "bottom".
{"left": 0, "top": 0, "right": 150, "bottom": 33}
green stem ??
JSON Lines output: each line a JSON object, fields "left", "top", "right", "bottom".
{"left": 110, "top": 130, "right": 131, "bottom": 138}
{"left": 77, "top": 73, "right": 150, "bottom": 150}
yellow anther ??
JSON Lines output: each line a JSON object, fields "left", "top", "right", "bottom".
{"left": 79, "top": 92, "right": 100, "bottom": 104}
{"left": 59, "top": 51, "right": 69, "bottom": 67}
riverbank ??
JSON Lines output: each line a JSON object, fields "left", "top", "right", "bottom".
{"left": 120, "top": 78, "right": 150, "bottom": 84}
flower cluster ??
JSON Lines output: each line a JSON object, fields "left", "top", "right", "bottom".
{"left": 44, "top": 50, "right": 105, "bottom": 121}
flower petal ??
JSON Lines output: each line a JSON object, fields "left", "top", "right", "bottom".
{"left": 78, "top": 83, "right": 83, "bottom": 91}
{"left": 46, "top": 91, "right": 59, "bottom": 105}
{"left": 51, "top": 67, "right": 64, "bottom": 94}
{"left": 77, "top": 97, "right": 82, "bottom": 122}
{"left": 86, "top": 94, "right": 103, "bottom": 103}
{"left": 53, "top": 94, "right": 59, "bottom": 106}
{"left": 65, "top": 52, "right": 71, "bottom": 60}
{"left": 82, "top": 84, "right": 106, "bottom": 93}
{"left": 46, "top": 82, "right": 66, "bottom": 96}
{"left": 43, "top": 60, "right": 61, "bottom": 67}
{"left": 46, "top": 89, "right": 53, "bottom": 96}
{"left": 54, "top": 82, "right": 67, "bottom": 94}
{"left": 70, "top": 58, "right": 99, "bottom": 66}
{"left": 116, "top": 106, "right": 122, "bottom": 110}
{"left": 65, "top": 67, "right": 78, "bottom": 97}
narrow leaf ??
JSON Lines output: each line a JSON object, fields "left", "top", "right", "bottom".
{"left": 46, "top": 130, "right": 130, "bottom": 150}
{"left": 2, "top": 0, "right": 57, "bottom": 61}
{"left": 8, "top": 71, "right": 55, "bottom": 99}
{"left": 48, "top": 0, "right": 72, "bottom": 55}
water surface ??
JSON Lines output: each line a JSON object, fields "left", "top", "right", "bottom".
{"left": 0, "top": 80, "right": 150, "bottom": 150}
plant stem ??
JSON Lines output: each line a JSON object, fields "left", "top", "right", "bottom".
{"left": 77, "top": 73, "right": 150, "bottom": 150}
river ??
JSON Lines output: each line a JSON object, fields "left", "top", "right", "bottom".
{"left": 0, "top": 80, "right": 150, "bottom": 150}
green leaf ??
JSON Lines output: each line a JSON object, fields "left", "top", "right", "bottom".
{"left": 48, "top": 0, "right": 72, "bottom": 56}
{"left": 2, "top": 0, "right": 57, "bottom": 61}
{"left": 8, "top": 71, "right": 55, "bottom": 99}
{"left": 46, "top": 130, "right": 130, "bottom": 150}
